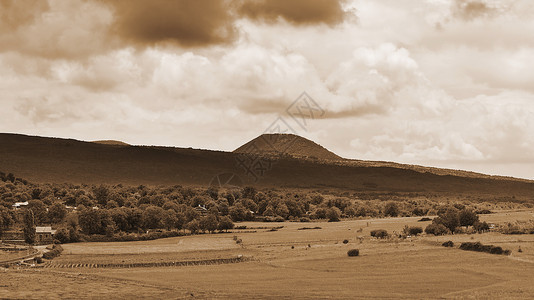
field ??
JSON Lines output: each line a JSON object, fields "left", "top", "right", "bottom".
{"left": 2, "top": 210, "right": 534, "bottom": 299}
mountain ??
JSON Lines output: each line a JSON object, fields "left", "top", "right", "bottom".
{"left": 234, "top": 134, "right": 341, "bottom": 161}
{"left": 0, "top": 133, "right": 533, "bottom": 201}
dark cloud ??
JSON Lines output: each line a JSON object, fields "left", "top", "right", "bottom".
{"left": 452, "top": 0, "right": 493, "bottom": 21}
{"left": 237, "top": 0, "right": 347, "bottom": 26}
{"left": 104, "top": 0, "right": 237, "bottom": 47}
{"left": 0, "top": 0, "right": 49, "bottom": 32}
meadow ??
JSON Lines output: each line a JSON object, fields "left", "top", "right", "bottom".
{"left": 2, "top": 209, "right": 534, "bottom": 299}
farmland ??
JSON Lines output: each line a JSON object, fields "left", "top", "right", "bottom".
{"left": 2, "top": 210, "right": 534, "bottom": 299}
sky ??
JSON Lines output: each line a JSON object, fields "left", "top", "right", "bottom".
{"left": 1, "top": 0, "right": 533, "bottom": 180}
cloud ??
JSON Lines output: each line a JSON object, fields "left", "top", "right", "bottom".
{"left": 237, "top": 0, "right": 348, "bottom": 26}
{"left": 0, "top": 0, "right": 49, "bottom": 31}
{"left": 0, "top": 0, "right": 114, "bottom": 59}
{"left": 451, "top": 0, "right": 494, "bottom": 21}
{"left": 104, "top": 0, "right": 237, "bottom": 47}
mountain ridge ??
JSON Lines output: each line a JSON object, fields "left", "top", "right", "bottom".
{"left": 0, "top": 132, "right": 533, "bottom": 200}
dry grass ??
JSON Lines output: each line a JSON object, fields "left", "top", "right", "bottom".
{"left": 2, "top": 210, "right": 534, "bottom": 299}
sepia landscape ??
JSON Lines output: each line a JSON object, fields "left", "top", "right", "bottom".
{"left": 2, "top": 0, "right": 534, "bottom": 299}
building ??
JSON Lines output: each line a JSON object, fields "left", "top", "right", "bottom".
{"left": 0, "top": 227, "right": 56, "bottom": 245}
{"left": 195, "top": 205, "right": 208, "bottom": 216}
{"left": 35, "top": 227, "right": 56, "bottom": 245}
{"left": 12, "top": 201, "right": 29, "bottom": 209}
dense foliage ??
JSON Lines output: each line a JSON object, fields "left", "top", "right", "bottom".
{"left": 0, "top": 171, "right": 530, "bottom": 243}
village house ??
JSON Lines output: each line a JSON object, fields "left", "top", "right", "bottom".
{"left": 12, "top": 201, "right": 29, "bottom": 209}
{"left": 0, "top": 227, "right": 56, "bottom": 245}
{"left": 35, "top": 227, "right": 57, "bottom": 244}
{"left": 195, "top": 205, "right": 208, "bottom": 216}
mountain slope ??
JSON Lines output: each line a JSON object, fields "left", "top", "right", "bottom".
{"left": 0, "top": 133, "right": 533, "bottom": 200}
{"left": 234, "top": 134, "right": 341, "bottom": 161}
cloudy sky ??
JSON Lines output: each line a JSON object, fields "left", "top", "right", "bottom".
{"left": 1, "top": 0, "right": 533, "bottom": 179}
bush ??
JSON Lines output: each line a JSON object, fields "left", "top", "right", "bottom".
{"left": 343, "top": 239, "right": 349, "bottom": 244}
{"left": 473, "top": 221, "right": 490, "bottom": 233}
{"left": 403, "top": 226, "right": 423, "bottom": 236}
{"left": 327, "top": 207, "right": 341, "bottom": 222}
{"left": 42, "top": 244, "right": 63, "bottom": 260}
{"left": 370, "top": 229, "right": 388, "bottom": 239}
{"left": 418, "top": 217, "right": 432, "bottom": 222}
{"left": 434, "top": 208, "right": 460, "bottom": 232}
{"left": 347, "top": 249, "right": 359, "bottom": 257}
{"left": 442, "top": 241, "right": 454, "bottom": 247}
{"left": 459, "top": 242, "right": 510, "bottom": 255}
{"left": 299, "top": 217, "right": 311, "bottom": 222}
{"left": 425, "top": 223, "right": 449, "bottom": 236}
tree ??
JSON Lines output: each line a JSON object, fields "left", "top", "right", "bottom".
{"left": 0, "top": 206, "right": 13, "bottom": 237}
{"left": 459, "top": 209, "right": 479, "bottom": 227}
{"left": 434, "top": 208, "right": 460, "bottom": 233}
{"left": 384, "top": 202, "right": 399, "bottom": 217}
{"left": 275, "top": 203, "right": 290, "bottom": 219}
{"left": 403, "top": 226, "right": 423, "bottom": 236}
{"left": 23, "top": 209, "right": 36, "bottom": 244}
{"left": 229, "top": 203, "right": 248, "bottom": 221}
{"left": 28, "top": 200, "right": 47, "bottom": 224}
{"left": 473, "top": 221, "right": 490, "bottom": 233}
{"left": 200, "top": 214, "right": 218, "bottom": 233}
{"left": 93, "top": 185, "right": 110, "bottom": 206}
{"left": 425, "top": 223, "right": 449, "bottom": 236}
{"left": 218, "top": 216, "right": 234, "bottom": 232}
{"left": 186, "top": 219, "right": 200, "bottom": 234}
{"left": 141, "top": 205, "right": 166, "bottom": 229}
{"left": 326, "top": 207, "right": 341, "bottom": 222}
{"left": 78, "top": 208, "right": 113, "bottom": 235}
{"left": 163, "top": 209, "right": 178, "bottom": 230}
{"left": 48, "top": 202, "right": 67, "bottom": 224}
{"left": 241, "top": 186, "right": 257, "bottom": 200}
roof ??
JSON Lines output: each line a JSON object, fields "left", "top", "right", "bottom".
{"left": 36, "top": 226, "right": 56, "bottom": 234}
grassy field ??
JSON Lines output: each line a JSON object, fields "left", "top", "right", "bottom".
{"left": 1, "top": 210, "right": 534, "bottom": 299}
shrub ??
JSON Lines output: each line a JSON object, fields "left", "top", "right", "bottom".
{"left": 418, "top": 217, "right": 432, "bottom": 222}
{"left": 425, "top": 223, "right": 449, "bottom": 236}
{"left": 327, "top": 207, "right": 341, "bottom": 222}
{"left": 370, "top": 229, "right": 388, "bottom": 239}
{"left": 459, "top": 242, "right": 510, "bottom": 255}
{"left": 384, "top": 202, "right": 399, "bottom": 217}
{"left": 343, "top": 239, "right": 349, "bottom": 244}
{"left": 347, "top": 249, "right": 359, "bottom": 257}
{"left": 434, "top": 208, "right": 460, "bottom": 232}
{"left": 274, "top": 216, "right": 285, "bottom": 222}
{"left": 473, "top": 221, "right": 490, "bottom": 233}
{"left": 42, "top": 245, "right": 63, "bottom": 260}
{"left": 298, "top": 226, "right": 322, "bottom": 230}
{"left": 442, "top": 241, "right": 454, "bottom": 247}
{"left": 299, "top": 217, "right": 311, "bottom": 222}
{"left": 459, "top": 209, "right": 479, "bottom": 227}
{"left": 403, "top": 226, "right": 423, "bottom": 236}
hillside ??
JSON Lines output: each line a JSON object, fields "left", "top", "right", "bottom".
{"left": 1, "top": 133, "right": 533, "bottom": 200}
{"left": 234, "top": 134, "right": 341, "bottom": 161}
